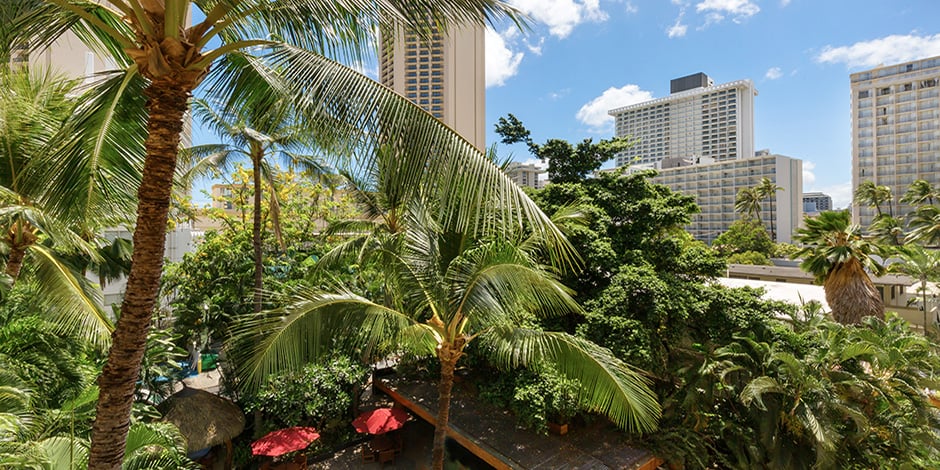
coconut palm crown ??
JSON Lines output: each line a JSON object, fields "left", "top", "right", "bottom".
{"left": 793, "top": 210, "right": 885, "bottom": 325}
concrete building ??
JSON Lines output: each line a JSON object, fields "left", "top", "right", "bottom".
{"left": 802, "top": 192, "right": 832, "bottom": 214}
{"left": 851, "top": 55, "right": 940, "bottom": 227}
{"left": 380, "top": 23, "right": 485, "bottom": 151}
{"left": 505, "top": 162, "right": 546, "bottom": 189}
{"left": 609, "top": 73, "right": 757, "bottom": 167}
{"left": 651, "top": 150, "right": 802, "bottom": 243}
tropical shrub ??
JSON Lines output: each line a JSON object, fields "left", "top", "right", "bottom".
{"left": 244, "top": 356, "right": 369, "bottom": 444}
{"left": 727, "top": 250, "right": 772, "bottom": 265}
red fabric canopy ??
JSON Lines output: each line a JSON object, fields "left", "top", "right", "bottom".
{"left": 250, "top": 426, "right": 320, "bottom": 457}
{"left": 352, "top": 407, "right": 410, "bottom": 435}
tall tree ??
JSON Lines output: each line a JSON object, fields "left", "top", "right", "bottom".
{"left": 17, "top": 2, "right": 569, "bottom": 468}
{"left": 900, "top": 179, "right": 938, "bottom": 207}
{"left": 0, "top": 67, "right": 117, "bottom": 348}
{"left": 793, "top": 210, "right": 885, "bottom": 325}
{"left": 187, "top": 97, "right": 323, "bottom": 312}
{"left": 756, "top": 177, "right": 783, "bottom": 241}
{"left": 855, "top": 180, "right": 893, "bottom": 218}
{"left": 494, "top": 114, "right": 631, "bottom": 183}
{"left": 233, "top": 203, "right": 660, "bottom": 470}
{"left": 907, "top": 205, "right": 940, "bottom": 248}
{"left": 735, "top": 186, "right": 762, "bottom": 224}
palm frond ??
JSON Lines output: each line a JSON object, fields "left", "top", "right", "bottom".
{"left": 26, "top": 245, "right": 112, "bottom": 349}
{"left": 26, "top": 68, "right": 147, "bottom": 232}
{"left": 479, "top": 327, "right": 660, "bottom": 433}
{"left": 202, "top": 45, "right": 578, "bottom": 269}
{"left": 229, "top": 287, "right": 426, "bottom": 391}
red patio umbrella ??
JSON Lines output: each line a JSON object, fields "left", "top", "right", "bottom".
{"left": 352, "top": 407, "right": 410, "bottom": 435}
{"left": 251, "top": 426, "right": 320, "bottom": 457}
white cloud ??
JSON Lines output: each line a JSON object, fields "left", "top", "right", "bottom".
{"left": 695, "top": 0, "right": 760, "bottom": 21}
{"left": 485, "top": 28, "right": 524, "bottom": 88}
{"left": 525, "top": 37, "right": 545, "bottom": 55}
{"left": 815, "top": 33, "right": 940, "bottom": 69}
{"left": 780, "top": 0, "right": 792, "bottom": 6}
{"left": 350, "top": 60, "right": 378, "bottom": 80}
{"left": 625, "top": 1, "right": 639, "bottom": 14}
{"left": 509, "top": 0, "right": 608, "bottom": 38}
{"left": 548, "top": 88, "right": 571, "bottom": 100}
{"left": 765, "top": 66, "right": 783, "bottom": 80}
{"left": 802, "top": 161, "right": 816, "bottom": 187}
{"left": 576, "top": 84, "right": 655, "bottom": 132}
{"left": 667, "top": 17, "right": 688, "bottom": 38}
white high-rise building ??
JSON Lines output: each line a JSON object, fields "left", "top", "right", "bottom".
{"left": 851, "top": 56, "right": 940, "bottom": 227}
{"left": 609, "top": 73, "right": 757, "bottom": 167}
{"left": 607, "top": 74, "right": 801, "bottom": 243}
{"left": 651, "top": 151, "right": 803, "bottom": 243}
{"left": 380, "top": 23, "right": 486, "bottom": 151}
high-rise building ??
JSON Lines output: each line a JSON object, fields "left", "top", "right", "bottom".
{"left": 851, "top": 55, "right": 940, "bottom": 226}
{"left": 802, "top": 192, "right": 832, "bottom": 213}
{"left": 506, "top": 162, "right": 547, "bottom": 189}
{"left": 651, "top": 151, "right": 803, "bottom": 243}
{"left": 609, "top": 73, "right": 757, "bottom": 167}
{"left": 380, "top": 23, "right": 485, "bottom": 151}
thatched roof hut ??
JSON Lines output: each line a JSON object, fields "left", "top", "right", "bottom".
{"left": 157, "top": 387, "right": 245, "bottom": 453}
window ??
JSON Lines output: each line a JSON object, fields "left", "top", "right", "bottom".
{"left": 879, "top": 87, "right": 891, "bottom": 95}
{"left": 858, "top": 90, "right": 870, "bottom": 99}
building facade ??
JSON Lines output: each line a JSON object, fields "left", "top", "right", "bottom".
{"left": 505, "top": 162, "right": 546, "bottom": 189}
{"left": 851, "top": 55, "right": 940, "bottom": 226}
{"left": 802, "top": 192, "right": 832, "bottom": 213}
{"left": 651, "top": 151, "right": 803, "bottom": 243}
{"left": 609, "top": 73, "right": 757, "bottom": 167}
{"left": 380, "top": 23, "right": 485, "bottom": 151}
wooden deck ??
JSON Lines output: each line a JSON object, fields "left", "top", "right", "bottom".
{"left": 376, "top": 377, "right": 662, "bottom": 469}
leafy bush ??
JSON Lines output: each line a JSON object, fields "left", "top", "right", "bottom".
{"left": 727, "top": 250, "right": 772, "bottom": 265}
{"left": 712, "top": 218, "right": 773, "bottom": 256}
{"left": 478, "top": 367, "right": 579, "bottom": 434}
{"left": 245, "top": 356, "right": 369, "bottom": 446}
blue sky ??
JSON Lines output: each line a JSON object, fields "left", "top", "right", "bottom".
{"left": 192, "top": 1, "right": 940, "bottom": 209}
{"left": 479, "top": 0, "right": 940, "bottom": 208}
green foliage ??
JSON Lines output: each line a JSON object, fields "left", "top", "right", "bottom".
{"left": 772, "top": 242, "right": 800, "bottom": 259}
{"left": 478, "top": 367, "right": 581, "bottom": 434}
{"left": 529, "top": 171, "right": 712, "bottom": 300}
{"left": 658, "top": 312, "right": 940, "bottom": 470}
{"left": 727, "top": 250, "right": 772, "bottom": 265}
{"left": 713, "top": 218, "right": 773, "bottom": 256}
{"left": 245, "top": 356, "right": 368, "bottom": 445}
{"left": 136, "top": 327, "right": 186, "bottom": 404}
{"left": 794, "top": 210, "right": 885, "bottom": 283}
{"left": 0, "top": 285, "right": 98, "bottom": 408}
{"left": 494, "top": 114, "right": 631, "bottom": 183}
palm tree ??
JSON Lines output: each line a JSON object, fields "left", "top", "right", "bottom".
{"left": 900, "top": 179, "right": 938, "bottom": 207}
{"left": 186, "top": 97, "right": 324, "bottom": 312}
{"left": 735, "top": 187, "right": 762, "bottom": 224}
{"left": 868, "top": 214, "right": 905, "bottom": 247}
{"left": 855, "top": 180, "right": 894, "bottom": 218}
{"left": 887, "top": 245, "right": 940, "bottom": 335}
{"left": 756, "top": 177, "right": 783, "bottom": 241}
{"left": 17, "top": 2, "right": 576, "bottom": 467}
{"left": 0, "top": 67, "right": 118, "bottom": 348}
{"left": 793, "top": 210, "right": 885, "bottom": 325}
{"left": 907, "top": 205, "right": 940, "bottom": 248}
{"left": 234, "top": 208, "right": 660, "bottom": 470}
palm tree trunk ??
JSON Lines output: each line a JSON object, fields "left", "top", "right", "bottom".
{"left": 252, "top": 152, "right": 263, "bottom": 313}
{"left": 432, "top": 345, "right": 460, "bottom": 470}
{"left": 4, "top": 219, "right": 37, "bottom": 283}
{"left": 824, "top": 259, "right": 884, "bottom": 325}
{"left": 88, "top": 79, "right": 190, "bottom": 470}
